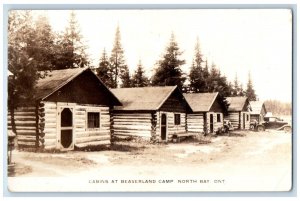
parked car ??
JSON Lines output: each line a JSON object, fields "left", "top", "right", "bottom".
{"left": 250, "top": 116, "right": 291, "bottom": 132}
{"left": 263, "top": 116, "right": 292, "bottom": 132}
{"left": 264, "top": 117, "right": 287, "bottom": 129}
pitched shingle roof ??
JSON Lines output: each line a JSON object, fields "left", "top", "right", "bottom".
{"left": 35, "top": 68, "right": 85, "bottom": 100}
{"left": 226, "top": 96, "right": 251, "bottom": 112}
{"left": 111, "top": 86, "right": 182, "bottom": 111}
{"left": 183, "top": 92, "right": 219, "bottom": 112}
{"left": 250, "top": 101, "right": 266, "bottom": 115}
{"left": 34, "top": 68, "right": 121, "bottom": 105}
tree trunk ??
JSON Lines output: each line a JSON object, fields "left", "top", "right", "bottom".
{"left": 8, "top": 79, "right": 17, "bottom": 134}
{"left": 8, "top": 76, "right": 18, "bottom": 150}
{"left": 10, "top": 105, "right": 16, "bottom": 134}
{"left": 114, "top": 55, "right": 118, "bottom": 88}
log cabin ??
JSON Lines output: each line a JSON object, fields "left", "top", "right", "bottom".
{"left": 250, "top": 101, "right": 267, "bottom": 124}
{"left": 110, "top": 86, "right": 192, "bottom": 142}
{"left": 183, "top": 92, "right": 227, "bottom": 134}
{"left": 7, "top": 68, "right": 121, "bottom": 151}
{"left": 225, "top": 97, "right": 251, "bottom": 130}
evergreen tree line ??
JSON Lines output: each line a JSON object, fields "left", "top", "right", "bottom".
{"left": 96, "top": 26, "right": 148, "bottom": 88}
{"left": 8, "top": 10, "right": 258, "bottom": 113}
{"left": 95, "top": 26, "right": 257, "bottom": 103}
{"left": 264, "top": 100, "right": 292, "bottom": 116}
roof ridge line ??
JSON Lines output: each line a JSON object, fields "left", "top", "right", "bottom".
{"left": 156, "top": 85, "right": 177, "bottom": 110}
{"left": 207, "top": 92, "right": 219, "bottom": 111}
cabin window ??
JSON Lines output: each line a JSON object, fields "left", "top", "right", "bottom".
{"left": 217, "top": 114, "right": 221, "bottom": 122}
{"left": 87, "top": 112, "right": 100, "bottom": 129}
{"left": 246, "top": 114, "right": 249, "bottom": 121}
{"left": 174, "top": 114, "right": 181, "bottom": 125}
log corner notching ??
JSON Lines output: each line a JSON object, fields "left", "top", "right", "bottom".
{"left": 151, "top": 112, "right": 158, "bottom": 142}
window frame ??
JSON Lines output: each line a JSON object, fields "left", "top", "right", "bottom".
{"left": 174, "top": 113, "right": 181, "bottom": 125}
{"left": 86, "top": 110, "right": 101, "bottom": 130}
{"left": 217, "top": 113, "right": 221, "bottom": 122}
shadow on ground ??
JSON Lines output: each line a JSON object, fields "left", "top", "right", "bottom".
{"left": 227, "top": 132, "right": 246, "bottom": 137}
{"left": 8, "top": 163, "right": 32, "bottom": 177}
{"left": 109, "top": 143, "right": 146, "bottom": 152}
{"left": 215, "top": 132, "right": 246, "bottom": 137}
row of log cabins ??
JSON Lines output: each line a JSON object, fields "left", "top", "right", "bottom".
{"left": 8, "top": 68, "right": 263, "bottom": 151}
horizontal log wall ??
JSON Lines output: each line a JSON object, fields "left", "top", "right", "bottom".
{"left": 8, "top": 107, "right": 37, "bottom": 149}
{"left": 225, "top": 112, "right": 240, "bottom": 129}
{"left": 186, "top": 113, "right": 204, "bottom": 133}
{"left": 113, "top": 113, "right": 152, "bottom": 139}
{"left": 74, "top": 105, "right": 111, "bottom": 148}
{"left": 8, "top": 103, "right": 112, "bottom": 151}
{"left": 241, "top": 112, "right": 250, "bottom": 130}
{"left": 216, "top": 113, "right": 224, "bottom": 131}
{"left": 225, "top": 112, "right": 250, "bottom": 130}
{"left": 167, "top": 112, "right": 186, "bottom": 140}
{"left": 156, "top": 112, "right": 187, "bottom": 141}
{"left": 209, "top": 112, "right": 223, "bottom": 133}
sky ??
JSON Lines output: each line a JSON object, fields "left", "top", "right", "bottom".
{"left": 34, "top": 9, "right": 292, "bottom": 102}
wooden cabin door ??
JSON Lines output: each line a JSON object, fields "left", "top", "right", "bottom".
{"left": 60, "top": 108, "right": 73, "bottom": 149}
{"left": 243, "top": 113, "right": 246, "bottom": 129}
{"left": 210, "top": 114, "right": 214, "bottom": 133}
{"left": 203, "top": 113, "right": 207, "bottom": 134}
{"left": 161, "top": 113, "right": 167, "bottom": 140}
{"left": 239, "top": 112, "right": 241, "bottom": 129}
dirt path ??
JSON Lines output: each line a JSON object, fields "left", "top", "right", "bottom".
{"left": 8, "top": 130, "right": 292, "bottom": 191}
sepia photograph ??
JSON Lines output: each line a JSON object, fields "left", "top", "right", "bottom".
{"left": 5, "top": 7, "right": 293, "bottom": 193}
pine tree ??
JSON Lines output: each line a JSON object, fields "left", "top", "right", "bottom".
{"left": 152, "top": 33, "right": 186, "bottom": 89}
{"left": 132, "top": 60, "right": 149, "bottom": 87}
{"left": 245, "top": 71, "right": 257, "bottom": 101}
{"left": 120, "top": 65, "right": 132, "bottom": 88}
{"left": 34, "top": 13, "right": 56, "bottom": 72}
{"left": 8, "top": 11, "right": 59, "bottom": 104}
{"left": 97, "top": 48, "right": 114, "bottom": 87}
{"left": 239, "top": 83, "right": 245, "bottom": 96}
{"left": 205, "top": 61, "right": 230, "bottom": 111}
{"left": 208, "top": 61, "right": 220, "bottom": 92}
{"left": 109, "top": 25, "right": 128, "bottom": 88}
{"left": 54, "top": 11, "right": 89, "bottom": 69}
{"left": 189, "top": 37, "right": 205, "bottom": 92}
{"left": 226, "top": 81, "right": 234, "bottom": 96}
{"left": 8, "top": 11, "right": 39, "bottom": 104}
{"left": 202, "top": 58, "right": 210, "bottom": 92}
{"left": 233, "top": 72, "right": 246, "bottom": 96}
{"left": 193, "top": 37, "right": 204, "bottom": 68}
